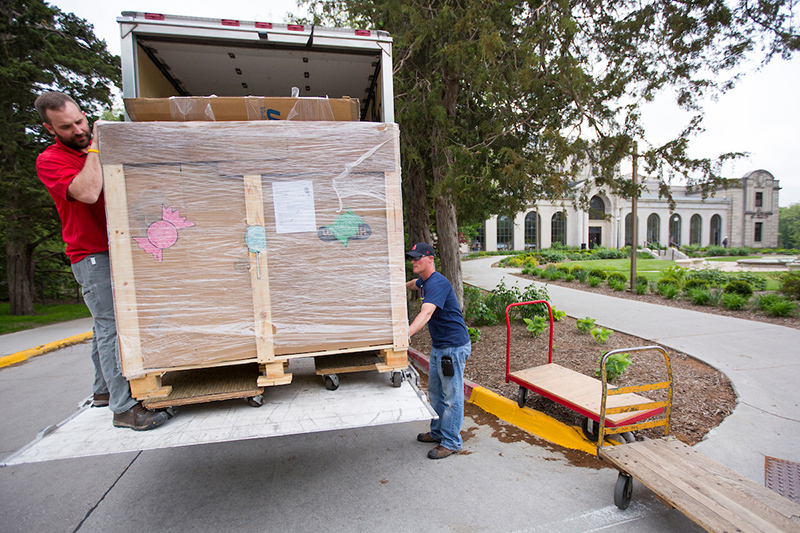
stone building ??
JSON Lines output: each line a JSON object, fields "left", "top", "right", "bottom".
{"left": 477, "top": 169, "right": 780, "bottom": 252}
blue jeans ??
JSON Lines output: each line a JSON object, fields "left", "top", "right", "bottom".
{"left": 72, "top": 252, "right": 137, "bottom": 414}
{"left": 428, "top": 342, "right": 471, "bottom": 451}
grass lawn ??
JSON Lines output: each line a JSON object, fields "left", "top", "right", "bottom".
{"left": 0, "top": 302, "right": 91, "bottom": 335}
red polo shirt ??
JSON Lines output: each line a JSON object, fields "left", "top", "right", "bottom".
{"left": 37, "top": 139, "right": 108, "bottom": 263}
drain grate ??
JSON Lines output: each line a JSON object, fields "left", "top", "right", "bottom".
{"left": 765, "top": 456, "right": 800, "bottom": 504}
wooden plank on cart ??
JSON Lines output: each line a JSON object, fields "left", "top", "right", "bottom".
{"left": 143, "top": 363, "right": 263, "bottom": 409}
{"left": 511, "top": 363, "right": 662, "bottom": 425}
{"left": 315, "top": 352, "right": 382, "bottom": 375}
{"left": 599, "top": 437, "right": 800, "bottom": 533}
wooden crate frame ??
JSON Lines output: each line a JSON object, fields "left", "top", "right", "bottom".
{"left": 99, "top": 121, "right": 408, "bottom": 400}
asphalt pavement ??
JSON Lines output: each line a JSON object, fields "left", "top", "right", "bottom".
{"left": 1, "top": 256, "right": 798, "bottom": 532}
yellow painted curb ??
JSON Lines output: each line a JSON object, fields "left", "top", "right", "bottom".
{"left": 468, "top": 385, "right": 598, "bottom": 454}
{"left": 0, "top": 332, "right": 93, "bottom": 369}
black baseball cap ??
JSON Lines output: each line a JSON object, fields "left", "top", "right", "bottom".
{"left": 406, "top": 242, "right": 435, "bottom": 259}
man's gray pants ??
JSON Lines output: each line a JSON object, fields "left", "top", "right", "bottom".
{"left": 71, "top": 252, "right": 137, "bottom": 415}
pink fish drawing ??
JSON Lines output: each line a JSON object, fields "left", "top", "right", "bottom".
{"left": 134, "top": 206, "right": 195, "bottom": 262}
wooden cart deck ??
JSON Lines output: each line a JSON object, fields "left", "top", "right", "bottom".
{"left": 599, "top": 437, "right": 800, "bottom": 533}
{"left": 510, "top": 363, "right": 664, "bottom": 426}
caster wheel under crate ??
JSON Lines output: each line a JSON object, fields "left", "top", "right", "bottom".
{"left": 390, "top": 371, "right": 403, "bottom": 388}
{"left": 324, "top": 374, "right": 340, "bottom": 391}
{"left": 614, "top": 473, "right": 633, "bottom": 510}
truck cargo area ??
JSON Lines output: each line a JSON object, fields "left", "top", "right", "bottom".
{"left": 2, "top": 359, "right": 435, "bottom": 466}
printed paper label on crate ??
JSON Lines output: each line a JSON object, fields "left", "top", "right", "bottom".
{"left": 272, "top": 181, "right": 317, "bottom": 234}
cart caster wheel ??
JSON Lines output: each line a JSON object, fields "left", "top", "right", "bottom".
{"left": 614, "top": 473, "right": 633, "bottom": 510}
{"left": 390, "top": 371, "right": 403, "bottom": 388}
{"left": 622, "top": 431, "right": 636, "bottom": 443}
{"left": 164, "top": 406, "right": 179, "bottom": 419}
{"left": 324, "top": 374, "right": 340, "bottom": 391}
{"left": 581, "top": 417, "right": 599, "bottom": 442}
{"left": 517, "top": 386, "right": 528, "bottom": 408}
{"left": 246, "top": 394, "right": 264, "bottom": 407}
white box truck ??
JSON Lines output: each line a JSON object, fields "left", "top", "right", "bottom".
{"left": 1, "top": 13, "right": 437, "bottom": 466}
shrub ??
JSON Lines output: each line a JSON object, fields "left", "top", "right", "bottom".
{"left": 523, "top": 266, "right": 542, "bottom": 276}
{"left": 588, "top": 276, "right": 602, "bottom": 287}
{"left": 721, "top": 292, "right": 748, "bottom": 310}
{"left": 570, "top": 264, "right": 585, "bottom": 275}
{"left": 728, "top": 247, "right": 751, "bottom": 256}
{"left": 506, "top": 256, "right": 525, "bottom": 268}
{"left": 779, "top": 272, "right": 800, "bottom": 299}
{"left": 564, "top": 274, "right": 576, "bottom": 282}
{"left": 587, "top": 269, "right": 608, "bottom": 280}
{"left": 607, "top": 272, "right": 627, "bottom": 283}
{"left": 557, "top": 264, "right": 571, "bottom": 274}
{"left": 635, "top": 275, "right": 649, "bottom": 286}
{"left": 539, "top": 249, "right": 567, "bottom": 263}
{"left": 733, "top": 272, "right": 767, "bottom": 291}
{"left": 594, "top": 247, "right": 626, "bottom": 259}
{"left": 705, "top": 245, "right": 727, "bottom": 257}
{"left": 635, "top": 282, "right": 648, "bottom": 295}
{"left": 551, "top": 308, "right": 567, "bottom": 321}
{"left": 723, "top": 280, "right": 753, "bottom": 297}
{"left": 575, "top": 269, "right": 589, "bottom": 283}
{"left": 684, "top": 278, "right": 710, "bottom": 291}
{"left": 686, "top": 268, "right": 729, "bottom": 288}
{"left": 547, "top": 269, "right": 564, "bottom": 281}
{"left": 658, "top": 276, "right": 681, "bottom": 288}
{"left": 467, "top": 327, "right": 481, "bottom": 343}
{"left": 662, "top": 265, "right": 688, "bottom": 282}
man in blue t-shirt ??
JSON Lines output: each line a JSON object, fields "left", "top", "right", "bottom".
{"left": 406, "top": 242, "right": 471, "bottom": 459}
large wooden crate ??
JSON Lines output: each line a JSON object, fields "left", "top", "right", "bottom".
{"left": 97, "top": 121, "right": 408, "bottom": 399}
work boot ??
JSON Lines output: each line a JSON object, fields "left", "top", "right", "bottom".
{"left": 113, "top": 403, "right": 168, "bottom": 431}
{"left": 427, "top": 444, "right": 458, "bottom": 460}
{"left": 417, "top": 432, "right": 441, "bottom": 443}
{"left": 92, "top": 393, "right": 110, "bottom": 407}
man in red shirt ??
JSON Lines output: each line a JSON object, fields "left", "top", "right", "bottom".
{"left": 35, "top": 91, "right": 167, "bottom": 431}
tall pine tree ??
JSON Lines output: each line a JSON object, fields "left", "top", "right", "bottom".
{"left": 0, "top": 0, "right": 120, "bottom": 314}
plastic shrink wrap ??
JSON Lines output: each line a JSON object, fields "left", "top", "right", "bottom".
{"left": 97, "top": 120, "right": 408, "bottom": 382}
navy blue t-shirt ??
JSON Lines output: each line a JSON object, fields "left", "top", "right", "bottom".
{"left": 416, "top": 271, "right": 470, "bottom": 348}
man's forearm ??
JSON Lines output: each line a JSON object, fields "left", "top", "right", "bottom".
{"left": 68, "top": 152, "right": 103, "bottom": 204}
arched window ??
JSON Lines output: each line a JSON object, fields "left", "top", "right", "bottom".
{"left": 690, "top": 214, "right": 702, "bottom": 245}
{"left": 551, "top": 212, "right": 567, "bottom": 246}
{"left": 497, "top": 216, "right": 514, "bottom": 250}
{"left": 625, "top": 213, "right": 633, "bottom": 247}
{"left": 669, "top": 214, "right": 681, "bottom": 247}
{"left": 524, "top": 212, "right": 539, "bottom": 250}
{"left": 710, "top": 215, "right": 722, "bottom": 246}
{"left": 589, "top": 195, "right": 605, "bottom": 220}
{"left": 647, "top": 214, "right": 660, "bottom": 244}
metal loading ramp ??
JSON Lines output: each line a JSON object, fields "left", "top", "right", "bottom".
{"left": 2, "top": 360, "right": 435, "bottom": 466}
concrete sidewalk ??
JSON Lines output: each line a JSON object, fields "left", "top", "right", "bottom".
{"left": 463, "top": 256, "right": 800, "bottom": 485}
{"left": 0, "top": 318, "right": 93, "bottom": 358}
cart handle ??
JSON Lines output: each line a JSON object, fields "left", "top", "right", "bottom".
{"left": 505, "top": 300, "right": 554, "bottom": 382}
{"left": 597, "top": 345, "right": 673, "bottom": 452}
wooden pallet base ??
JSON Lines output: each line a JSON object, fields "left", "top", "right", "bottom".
{"left": 314, "top": 349, "right": 407, "bottom": 376}
{"left": 141, "top": 363, "right": 263, "bottom": 409}
{"left": 257, "top": 361, "right": 292, "bottom": 387}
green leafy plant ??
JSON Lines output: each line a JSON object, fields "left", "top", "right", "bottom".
{"left": 587, "top": 268, "right": 608, "bottom": 280}
{"left": 721, "top": 292, "right": 748, "bottom": 310}
{"left": 635, "top": 281, "right": 648, "bottom": 295}
{"left": 551, "top": 308, "right": 566, "bottom": 321}
{"left": 763, "top": 298, "right": 798, "bottom": 317}
{"left": 575, "top": 269, "right": 589, "bottom": 283}
{"left": 576, "top": 316, "right": 595, "bottom": 334}
{"left": 523, "top": 316, "right": 548, "bottom": 337}
{"left": 595, "top": 351, "right": 632, "bottom": 382}
{"left": 723, "top": 279, "right": 754, "bottom": 297}
{"left": 588, "top": 276, "right": 602, "bottom": 287}
{"left": 608, "top": 278, "right": 626, "bottom": 291}
{"left": 607, "top": 272, "right": 627, "bottom": 283}
{"left": 754, "top": 293, "right": 783, "bottom": 311}
{"left": 657, "top": 281, "right": 680, "bottom": 299}
{"left": 563, "top": 274, "right": 576, "bottom": 282}
{"left": 687, "top": 288, "right": 713, "bottom": 306}
{"left": 684, "top": 278, "right": 710, "bottom": 291}
{"left": 779, "top": 272, "right": 800, "bottom": 299}
{"left": 591, "top": 326, "right": 613, "bottom": 344}
{"left": 467, "top": 326, "right": 481, "bottom": 343}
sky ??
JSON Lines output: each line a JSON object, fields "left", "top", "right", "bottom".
{"left": 50, "top": 0, "right": 800, "bottom": 207}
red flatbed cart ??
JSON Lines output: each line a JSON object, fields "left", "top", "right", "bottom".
{"left": 504, "top": 300, "right": 667, "bottom": 442}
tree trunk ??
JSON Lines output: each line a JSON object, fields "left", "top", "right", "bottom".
{"left": 6, "top": 230, "right": 36, "bottom": 315}
{"left": 434, "top": 191, "right": 463, "bottom": 310}
{"left": 403, "top": 159, "right": 432, "bottom": 246}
